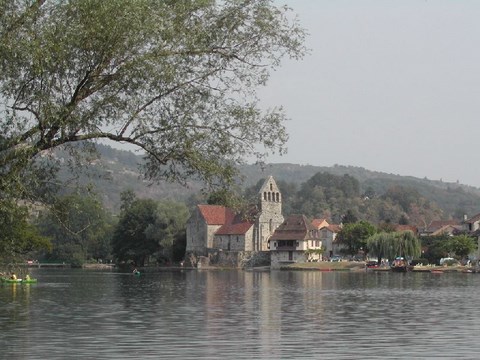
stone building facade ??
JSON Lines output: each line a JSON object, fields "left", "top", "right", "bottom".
{"left": 185, "top": 176, "right": 284, "bottom": 257}
{"left": 254, "top": 176, "right": 284, "bottom": 251}
{"left": 185, "top": 205, "right": 235, "bottom": 254}
{"left": 269, "top": 214, "right": 322, "bottom": 269}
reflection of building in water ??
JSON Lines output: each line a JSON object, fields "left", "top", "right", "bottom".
{"left": 197, "top": 269, "right": 333, "bottom": 357}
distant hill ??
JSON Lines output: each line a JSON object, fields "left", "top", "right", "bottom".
{"left": 57, "top": 144, "right": 480, "bottom": 220}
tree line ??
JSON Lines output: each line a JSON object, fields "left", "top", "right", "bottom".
{"left": 2, "top": 170, "right": 477, "bottom": 268}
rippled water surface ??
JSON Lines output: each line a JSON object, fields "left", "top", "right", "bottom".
{"left": 1, "top": 268, "right": 480, "bottom": 359}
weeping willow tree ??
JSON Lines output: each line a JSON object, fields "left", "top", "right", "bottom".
{"left": 367, "top": 231, "right": 421, "bottom": 263}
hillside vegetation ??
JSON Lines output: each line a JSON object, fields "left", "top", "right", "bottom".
{"left": 57, "top": 144, "right": 480, "bottom": 224}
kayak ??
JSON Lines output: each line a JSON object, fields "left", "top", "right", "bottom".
{"left": 1, "top": 277, "right": 22, "bottom": 283}
{"left": 1, "top": 277, "right": 37, "bottom": 284}
{"left": 22, "top": 278, "right": 38, "bottom": 284}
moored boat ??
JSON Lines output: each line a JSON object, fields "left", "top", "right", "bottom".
{"left": 390, "top": 257, "right": 412, "bottom": 272}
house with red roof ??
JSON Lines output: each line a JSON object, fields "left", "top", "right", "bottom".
{"left": 213, "top": 214, "right": 255, "bottom": 251}
{"left": 311, "top": 218, "right": 343, "bottom": 259}
{"left": 185, "top": 205, "right": 236, "bottom": 254}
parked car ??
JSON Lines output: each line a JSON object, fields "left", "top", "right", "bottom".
{"left": 330, "top": 255, "right": 343, "bottom": 262}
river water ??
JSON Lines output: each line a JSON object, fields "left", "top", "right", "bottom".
{"left": 1, "top": 268, "right": 480, "bottom": 359}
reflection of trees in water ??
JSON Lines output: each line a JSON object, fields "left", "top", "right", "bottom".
{"left": 1, "top": 283, "right": 32, "bottom": 335}
{"left": 115, "top": 270, "right": 189, "bottom": 317}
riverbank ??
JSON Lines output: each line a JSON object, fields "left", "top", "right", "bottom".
{"left": 281, "top": 261, "right": 476, "bottom": 273}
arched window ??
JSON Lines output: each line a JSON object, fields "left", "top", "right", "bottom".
{"left": 270, "top": 183, "right": 273, "bottom": 191}
{"left": 269, "top": 219, "right": 273, "bottom": 232}
{"left": 276, "top": 193, "right": 280, "bottom": 202}
{"left": 264, "top": 192, "right": 267, "bottom": 200}
{"left": 267, "top": 192, "right": 271, "bottom": 201}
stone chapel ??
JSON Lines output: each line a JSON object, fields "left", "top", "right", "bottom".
{"left": 185, "top": 176, "right": 284, "bottom": 256}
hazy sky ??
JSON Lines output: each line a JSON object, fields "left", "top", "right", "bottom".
{"left": 259, "top": 0, "right": 480, "bottom": 187}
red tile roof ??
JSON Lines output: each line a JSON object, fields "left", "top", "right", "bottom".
{"left": 216, "top": 221, "right": 253, "bottom": 235}
{"left": 198, "top": 205, "right": 235, "bottom": 225}
{"left": 326, "top": 224, "right": 342, "bottom": 233}
{"left": 311, "top": 218, "right": 329, "bottom": 229}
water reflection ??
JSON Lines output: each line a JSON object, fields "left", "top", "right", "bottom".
{"left": 2, "top": 269, "right": 480, "bottom": 359}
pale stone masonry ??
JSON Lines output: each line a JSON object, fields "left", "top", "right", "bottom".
{"left": 254, "top": 176, "right": 284, "bottom": 251}
{"left": 185, "top": 176, "right": 284, "bottom": 256}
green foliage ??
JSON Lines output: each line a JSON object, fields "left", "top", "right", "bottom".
{"left": 342, "top": 209, "right": 358, "bottom": 224}
{"left": 0, "top": 200, "right": 51, "bottom": 266}
{"left": 112, "top": 197, "right": 189, "bottom": 265}
{"left": 383, "top": 186, "right": 421, "bottom": 212}
{"left": 207, "top": 188, "right": 244, "bottom": 211}
{"left": 367, "top": 231, "right": 421, "bottom": 260}
{"left": 36, "top": 194, "right": 114, "bottom": 265}
{"left": 420, "top": 235, "right": 450, "bottom": 264}
{"left": 0, "top": 0, "right": 306, "bottom": 199}
{"left": 291, "top": 172, "right": 361, "bottom": 221}
{"left": 336, "top": 221, "right": 377, "bottom": 256}
{"left": 441, "top": 235, "right": 477, "bottom": 259}
{"left": 304, "top": 248, "right": 324, "bottom": 255}
{"left": 112, "top": 198, "right": 158, "bottom": 266}
{"left": 145, "top": 201, "right": 190, "bottom": 262}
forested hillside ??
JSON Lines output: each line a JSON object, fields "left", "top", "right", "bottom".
{"left": 59, "top": 144, "right": 480, "bottom": 224}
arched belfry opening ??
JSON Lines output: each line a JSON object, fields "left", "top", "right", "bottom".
{"left": 255, "top": 175, "right": 284, "bottom": 251}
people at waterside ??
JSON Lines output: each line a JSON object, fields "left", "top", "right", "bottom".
{"left": 10, "top": 273, "right": 17, "bottom": 280}
{"left": 25, "top": 274, "right": 31, "bottom": 281}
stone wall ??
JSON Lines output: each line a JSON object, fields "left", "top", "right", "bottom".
{"left": 185, "top": 250, "right": 271, "bottom": 269}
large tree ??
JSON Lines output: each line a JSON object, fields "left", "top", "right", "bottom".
{"left": 442, "top": 235, "right": 476, "bottom": 260}
{"left": 36, "top": 193, "right": 114, "bottom": 265}
{"left": 0, "top": 200, "right": 51, "bottom": 268}
{"left": 111, "top": 197, "right": 159, "bottom": 267}
{"left": 144, "top": 200, "right": 190, "bottom": 263}
{"left": 336, "top": 221, "right": 377, "bottom": 257}
{"left": 367, "top": 231, "right": 421, "bottom": 263}
{"left": 0, "top": 0, "right": 306, "bottom": 199}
